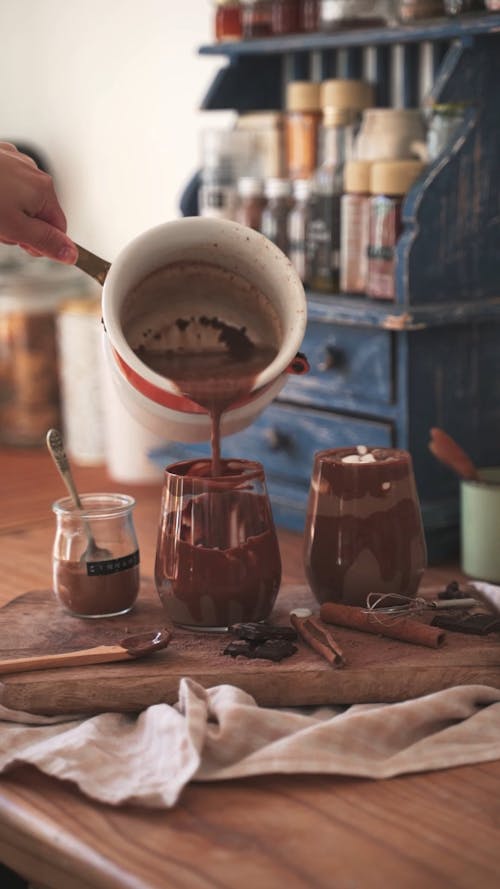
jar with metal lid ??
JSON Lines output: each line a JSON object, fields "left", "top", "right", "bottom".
{"left": 0, "top": 258, "right": 90, "bottom": 446}
{"left": 285, "top": 81, "right": 321, "bottom": 180}
{"left": 367, "top": 160, "right": 425, "bottom": 301}
{"left": 235, "top": 176, "right": 267, "bottom": 230}
{"left": 57, "top": 297, "right": 106, "bottom": 466}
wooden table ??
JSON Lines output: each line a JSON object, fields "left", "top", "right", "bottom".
{"left": 0, "top": 448, "right": 499, "bottom": 889}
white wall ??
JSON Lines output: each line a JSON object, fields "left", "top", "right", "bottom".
{"left": 0, "top": 0, "right": 232, "bottom": 259}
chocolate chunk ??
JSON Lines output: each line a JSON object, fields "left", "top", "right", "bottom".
{"left": 223, "top": 640, "right": 255, "bottom": 658}
{"left": 252, "top": 639, "right": 298, "bottom": 661}
{"left": 437, "top": 581, "right": 471, "bottom": 600}
{"left": 222, "top": 638, "right": 298, "bottom": 662}
{"left": 431, "top": 613, "right": 500, "bottom": 635}
{"left": 231, "top": 622, "right": 298, "bottom": 642}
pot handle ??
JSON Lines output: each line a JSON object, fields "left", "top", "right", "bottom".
{"left": 286, "top": 352, "right": 309, "bottom": 375}
{"left": 74, "top": 242, "right": 111, "bottom": 286}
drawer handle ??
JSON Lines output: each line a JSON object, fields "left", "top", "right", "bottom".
{"left": 318, "top": 346, "right": 345, "bottom": 372}
{"left": 265, "top": 428, "right": 293, "bottom": 452}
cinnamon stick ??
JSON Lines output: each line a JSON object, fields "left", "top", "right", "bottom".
{"left": 319, "top": 602, "right": 445, "bottom": 649}
{"left": 290, "top": 611, "right": 345, "bottom": 667}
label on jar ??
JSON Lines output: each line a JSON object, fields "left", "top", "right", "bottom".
{"left": 86, "top": 550, "right": 140, "bottom": 577}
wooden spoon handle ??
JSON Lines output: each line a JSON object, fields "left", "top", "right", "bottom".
{"left": 0, "top": 645, "right": 130, "bottom": 674}
{"left": 429, "top": 428, "right": 479, "bottom": 481}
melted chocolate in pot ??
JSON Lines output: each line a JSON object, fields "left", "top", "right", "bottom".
{"left": 126, "top": 261, "right": 280, "bottom": 475}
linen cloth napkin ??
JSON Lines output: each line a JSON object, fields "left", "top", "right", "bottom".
{"left": 0, "top": 679, "right": 499, "bottom": 808}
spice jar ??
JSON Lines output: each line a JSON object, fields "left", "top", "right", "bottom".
{"left": 320, "top": 0, "right": 394, "bottom": 29}
{"left": 340, "top": 160, "right": 372, "bottom": 294}
{"left": 261, "top": 177, "right": 292, "bottom": 254}
{"left": 242, "top": 0, "right": 273, "bottom": 37}
{"left": 271, "top": 0, "right": 301, "bottom": 34}
{"left": 0, "top": 258, "right": 86, "bottom": 446}
{"left": 236, "top": 112, "right": 285, "bottom": 178}
{"left": 235, "top": 176, "right": 266, "bottom": 230}
{"left": 367, "top": 160, "right": 425, "bottom": 301}
{"left": 214, "top": 0, "right": 243, "bottom": 41}
{"left": 57, "top": 297, "right": 106, "bottom": 466}
{"left": 287, "top": 178, "right": 312, "bottom": 283}
{"left": 398, "top": 0, "right": 444, "bottom": 19}
{"left": 307, "top": 78, "right": 373, "bottom": 293}
{"left": 300, "top": 0, "right": 320, "bottom": 30}
{"left": 285, "top": 80, "right": 321, "bottom": 180}
{"left": 52, "top": 493, "right": 140, "bottom": 618}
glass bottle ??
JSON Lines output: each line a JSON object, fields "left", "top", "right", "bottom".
{"left": 285, "top": 80, "right": 321, "bottom": 180}
{"left": 307, "top": 79, "right": 373, "bottom": 293}
{"left": 261, "top": 177, "right": 292, "bottom": 253}
{"left": 287, "top": 178, "right": 312, "bottom": 283}
{"left": 235, "top": 176, "right": 266, "bottom": 230}
{"left": 52, "top": 493, "right": 140, "bottom": 618}
{"left": 214, "top": 0, "right": 243, "bottom": 41}
{"left": 340, "top": 160, "right": 372, "bottom": 294}
{"left": 367, "top": 160, "right": 425, "bottom": 301}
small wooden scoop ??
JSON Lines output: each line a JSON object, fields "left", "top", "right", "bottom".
{"left": 0, "top": 627, "right": 172, "bottom": 675}
{"left": 428, "top": 427, "right": 480, "bottom": 481}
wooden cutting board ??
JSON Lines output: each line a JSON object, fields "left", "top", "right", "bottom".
{"left": 0, "top": 582, "right": 498, "bottom": 714}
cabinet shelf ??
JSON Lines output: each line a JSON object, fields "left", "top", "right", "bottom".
{"left": 307, "top": 293, "right": 500, "bottom": 329}
{"left": 178, "top": 15, "right": 500, "bottom": 561}
{"left": 199, "top": 12, "right": 500, "bottom": 56}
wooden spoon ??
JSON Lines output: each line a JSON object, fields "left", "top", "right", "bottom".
{"left": 0, "top": 627, "right": 172, "bottom": 675}
{"left": 428, "top": 427, "right": 480, "bottom": 481}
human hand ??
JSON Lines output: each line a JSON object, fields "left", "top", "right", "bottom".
{"left": 0, "top": 142, "right": 78, "bottom": 264}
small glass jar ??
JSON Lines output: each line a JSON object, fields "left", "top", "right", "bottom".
{"left": 271, "top": 0, "right": 301, "bottom": 34}
{"left": 285, "top": 80, "right": 321, "bottom": 180}
{"left": 340, "top": 160, "right": 371, "bottom": 294}
{"left": 52, "top": 493, "right": 140, "bottom": 618}
{"left": 261, "top": 177, "right": 292, "bottom": 254}
{"left": 155, "top": 458, "right": 281, "bottom": 631}
{"left": 235, "top": 176, "right": 267, "bottom": 230}
{"left": 287, "top": 178, "right": 312, "bottom": 283}
{"left": 242, "top": 0, "right": 273, "bottom": 37}
{"left": 300, "top": 0, "right": 320, "bottom": 30}
{"left": 367, "top": 160, "right": 424, "bottom": 302}
{"left": 214, "top": 0, "right": 243, "bottom": 42}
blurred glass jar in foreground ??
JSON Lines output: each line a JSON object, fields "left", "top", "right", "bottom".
{"left": 0, "top": 250, "right": 89, "bottom": 446}
{"left": 57, "top": 297, "right": 105, "bottom": 466}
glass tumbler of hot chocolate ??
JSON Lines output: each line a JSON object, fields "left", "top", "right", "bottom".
{"left": 304, "top": 446, "right": 427, "bottom": 608}
{"left": 155, "top": 458, "right": 282, "bottom": 631}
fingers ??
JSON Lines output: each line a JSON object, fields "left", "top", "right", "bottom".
{"left": 15, "top": 216, "right": 78, "bottom": 263}
{"left": 0, "top": 143, "right": 76, "bottom": 263}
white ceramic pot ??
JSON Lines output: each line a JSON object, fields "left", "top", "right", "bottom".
{"left": 101, "top": 217, "right": 307, "bottom": 443}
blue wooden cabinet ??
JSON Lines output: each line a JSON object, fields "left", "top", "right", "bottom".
{"left": 169, "top": 14, "right": 500, "bottom": 563}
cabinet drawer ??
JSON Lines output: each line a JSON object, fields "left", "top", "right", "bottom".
{"left": 284, "top": 322, "right": 394, "bottom": 410}
{"left": 150, "top": 403, "right": 393, "bottom": 489}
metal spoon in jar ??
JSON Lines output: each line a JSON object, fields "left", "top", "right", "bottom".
{"left": 46, "top": 428, "right": 112, "bottom": 562}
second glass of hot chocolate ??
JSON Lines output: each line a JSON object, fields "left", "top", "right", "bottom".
{"left": 304, "top": 446, "right": 427, "bottom": 608}
{"left": 155, "top": 458, "right": 281, "bottom": 631}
